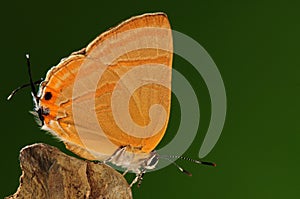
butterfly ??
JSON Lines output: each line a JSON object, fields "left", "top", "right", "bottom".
{"left": 8, "top": 12, "right": 215, "bottom": 187}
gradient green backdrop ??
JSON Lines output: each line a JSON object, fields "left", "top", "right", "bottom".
{"left": 1, "top": 1, "right": 299, "bottom": 198}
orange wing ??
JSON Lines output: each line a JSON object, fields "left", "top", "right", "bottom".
{"left": 38, "top": 13, "right": 173, "bottom": 160}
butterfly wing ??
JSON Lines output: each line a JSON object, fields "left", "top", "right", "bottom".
{"left": 38, "top": 13, "right": 173, "bottom": 160}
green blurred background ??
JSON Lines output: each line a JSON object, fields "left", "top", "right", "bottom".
{"left": 1, "top": 0, "right": 299, "bottom": 198}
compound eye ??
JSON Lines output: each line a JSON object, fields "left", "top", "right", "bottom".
{"left": 146, "top": 155, "right": 159, "bottom": 169}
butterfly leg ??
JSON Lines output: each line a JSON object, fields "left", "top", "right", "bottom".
{"left": 129, "top": 175, "right": 138, "bottom": 188}
{"left": 122, "top": 169, "right": 129, "bottom": 176}
{"left": 137, "top": 171, "right": 145, "bottom": 188}
{"left": 129, "top": 168, "right": 146, "bottom": 188}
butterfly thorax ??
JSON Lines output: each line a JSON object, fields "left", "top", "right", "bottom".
{"left": 105, "top": 146, "right": 159, "bottom": 174}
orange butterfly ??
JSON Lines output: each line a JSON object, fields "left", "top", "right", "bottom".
{"left": 9, "top": 13, "right": 215, "bottom": 187}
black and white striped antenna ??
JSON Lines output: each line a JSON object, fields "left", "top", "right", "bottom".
{"left": 7, "top": 54, "right": 42, "bottom": 100}
{"left": 159, "top": 154, "right": 216, "bottom": 176}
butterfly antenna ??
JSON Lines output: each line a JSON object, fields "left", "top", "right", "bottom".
{"left": 7, "top": 54, "right": 42, "bottom": 100}
{"left": 159, "top": 156, "right": 193, "bottom": 176}
{"left": 159, "top": 155, "right": 216, "bottom": 176}
{"left": 163, "top": 155, "right": 216, "bottom": 167}
{"left": 7, "top": 79, "right": 43, "bottom": 100}
{"left": 25, "top": 54, "right": 37, "bottom": 97}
